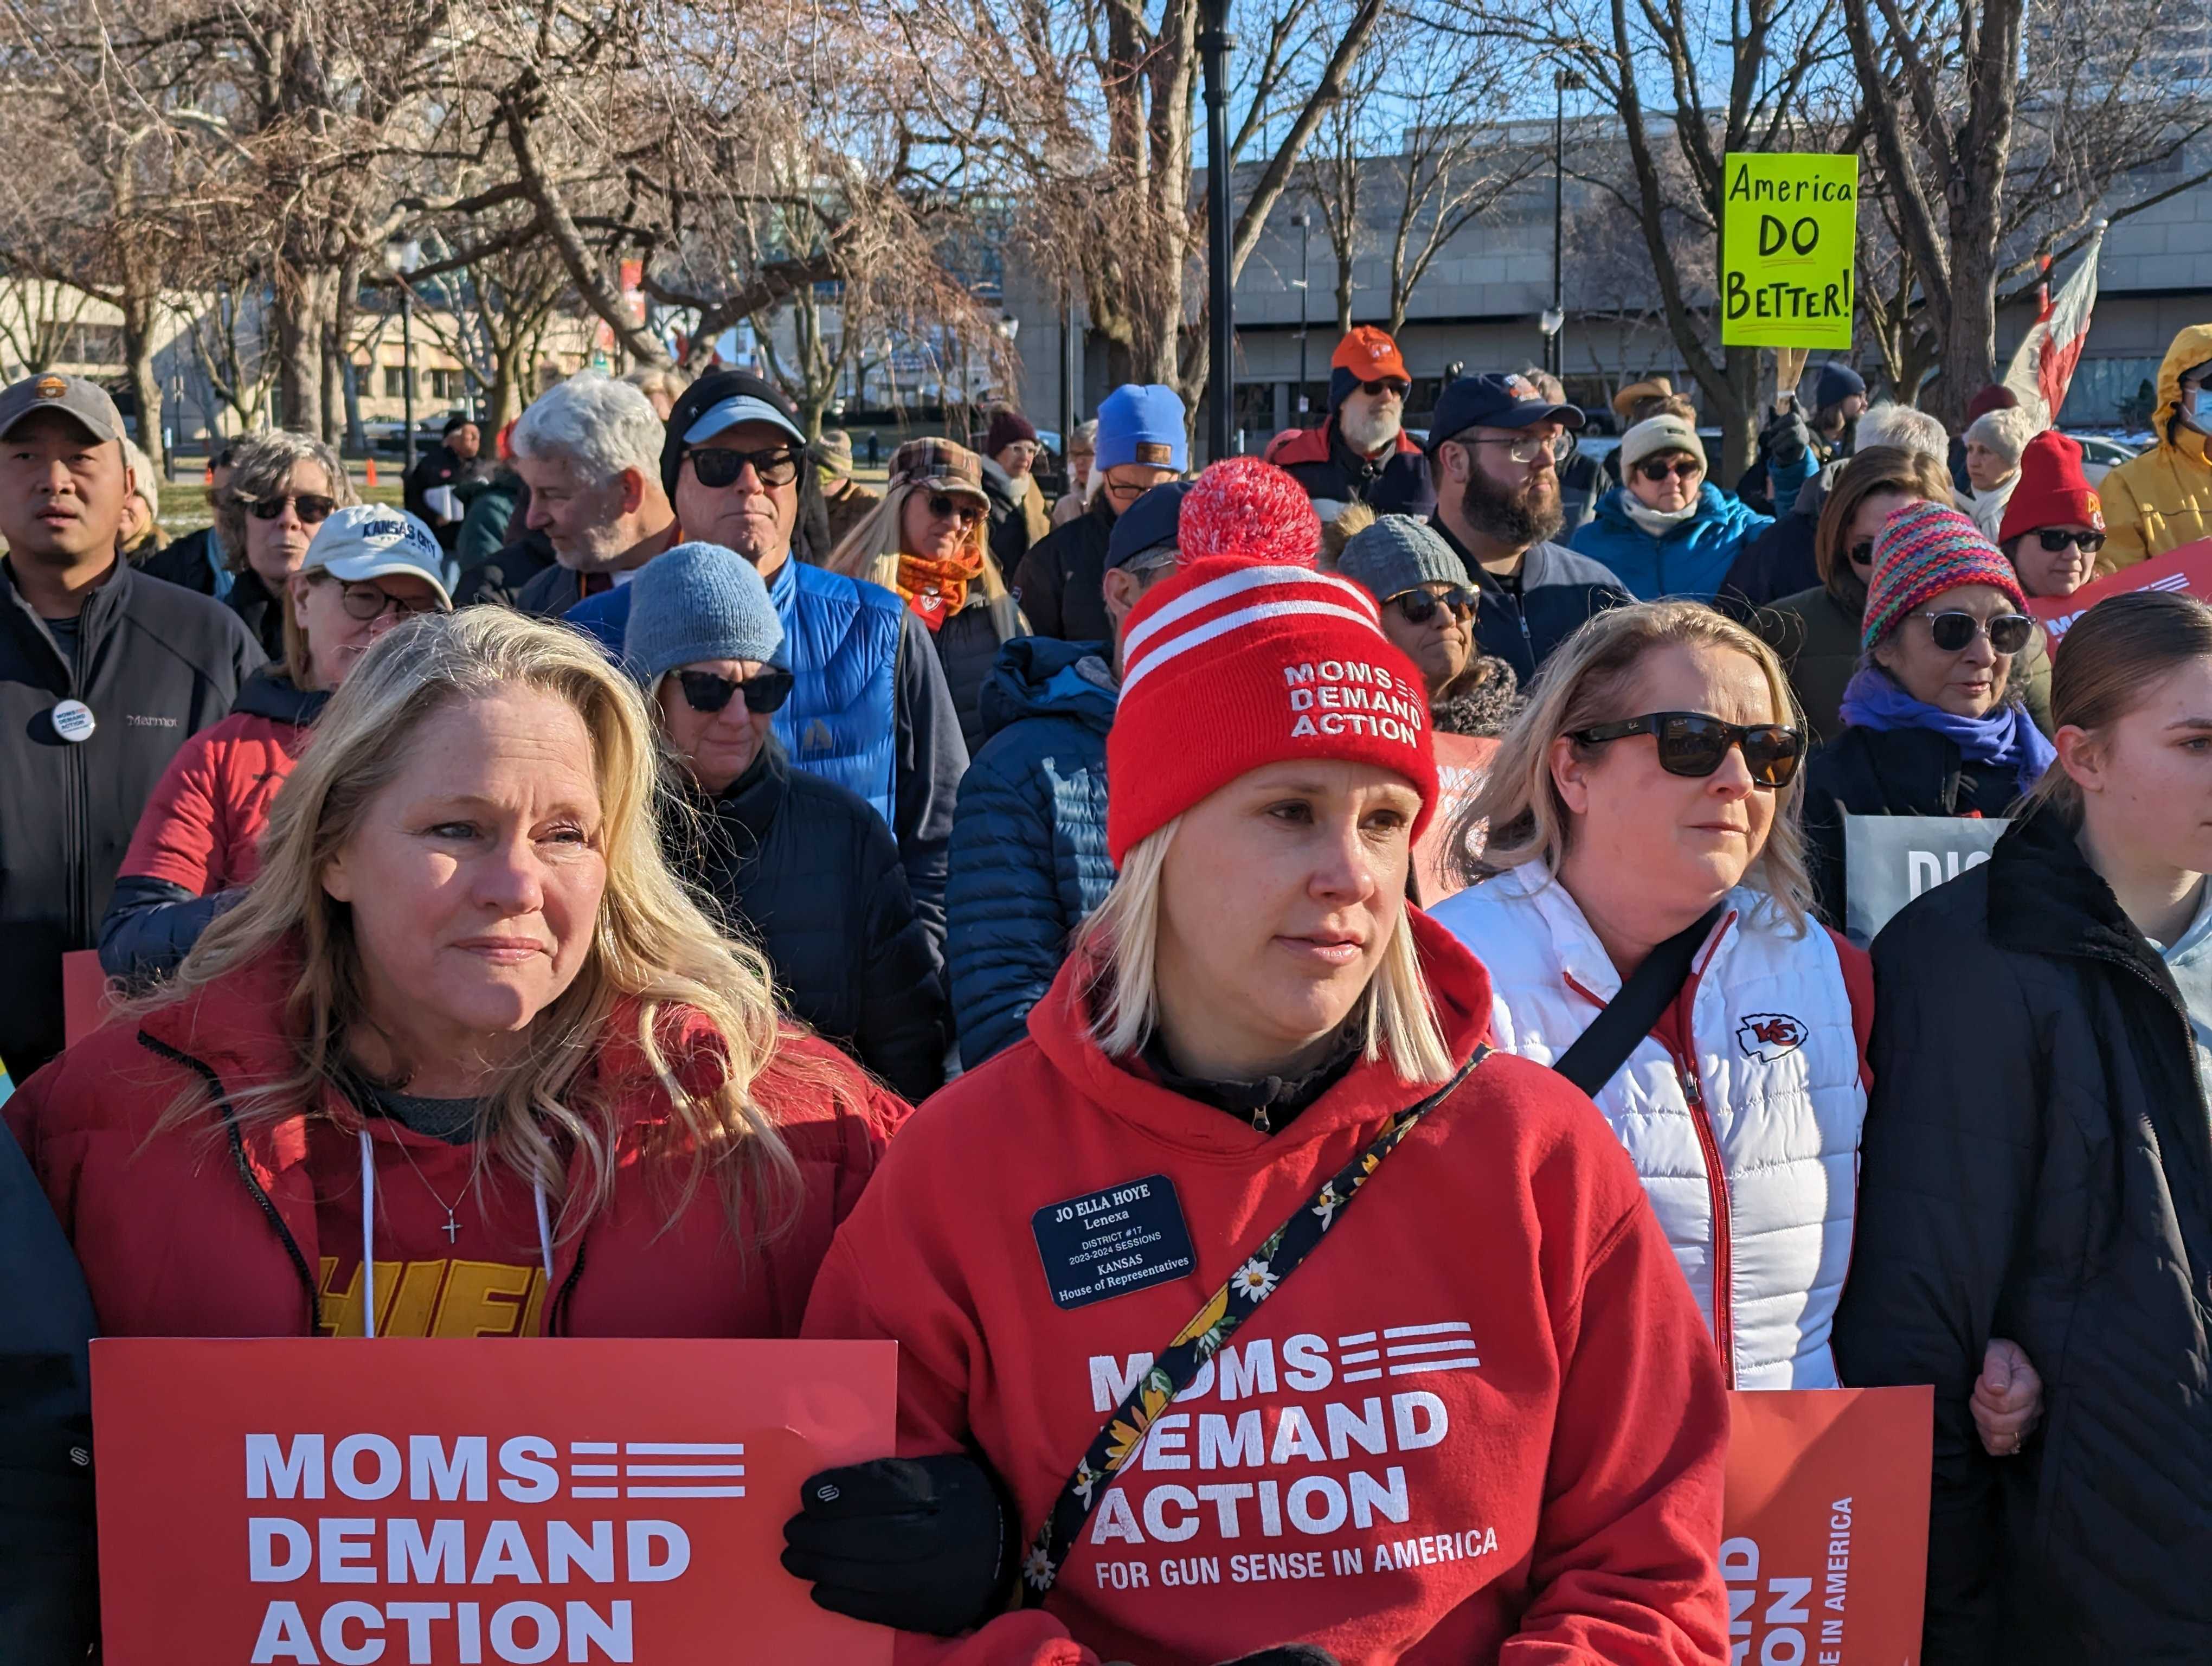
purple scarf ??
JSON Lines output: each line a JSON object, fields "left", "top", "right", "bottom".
{"left": 1838, "top": 667, "right": 2056, "bottom": 794}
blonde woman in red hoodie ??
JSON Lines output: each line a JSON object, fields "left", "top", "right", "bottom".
{"left": 786, "top": 556, "right": 1732, "bottom": 1666}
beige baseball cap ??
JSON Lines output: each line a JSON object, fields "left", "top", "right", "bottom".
{"left": 0, "top": 373, "right": 125, "bottom": 444}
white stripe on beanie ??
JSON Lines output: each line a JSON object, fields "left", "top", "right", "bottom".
{"left": 1122, "top": 562, "right": 1381, "bottom": 671}
{"left": 1121, "top": 597, "right": 1386, "bottom": 696}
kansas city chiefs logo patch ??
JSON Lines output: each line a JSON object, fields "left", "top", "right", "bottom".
{"left": 1737, "top": 1013, "right": 1806, "bottom": 1061}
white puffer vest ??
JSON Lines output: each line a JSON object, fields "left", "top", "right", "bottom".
{"left": 1432, "top": 864, "right": 1866, "bottom": 1388}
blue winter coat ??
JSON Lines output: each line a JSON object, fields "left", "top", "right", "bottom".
{"left": 946, "top": 636, "right": 1117, "bottom": 1066}
{"left": 1571, "top": 482, "right": 1777, "bottom": 603}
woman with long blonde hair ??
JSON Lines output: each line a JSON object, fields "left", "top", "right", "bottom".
{"left": 783, "top": 555, "right": 1733, "bottom": 1660}
{"left": 826, "top": 436, "right": 1026, "bottom": 753}
{"left": 7, "top": 607, "right": 902, "bottom": 1342}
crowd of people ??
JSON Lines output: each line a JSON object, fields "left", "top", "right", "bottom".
{"left": 4, "top": 315, "right": 2212, "bottom": 1665}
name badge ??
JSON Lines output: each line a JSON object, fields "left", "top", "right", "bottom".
{"left": 1032, "top": 1173, "right": 1197, "bottom": 1311}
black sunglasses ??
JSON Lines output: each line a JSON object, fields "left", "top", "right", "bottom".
{"left": 925, "top": 492, "right": 985, "bottom": 528}
{"left": 242, "top": 491, "right": 336, "bottom": 524}
{"left": 1391, "top": 586, "right": 1477, "bottom": 625}
{"left": 1920, "top": 610, "right": 2035, "bottom": 655}
{"left": 686, "top": 446, "right": 800, "bottom": 490}
{"left": 1572, "top": 711, "right": 1805, "bottom": 787}
{"left": 1636, "top": 458, "right": 1703, "bottom": 483}
{"left": 676, "top": 667, "right": 795, "bottom": 715}
{"left": 1847, "top": 539, "right": 1876, "bottom": 567}
{"left": 1360, "top": 377, "right": 1410, "bottom": 397}
{"left": 2031, "top": 528, "right": 2105, "bottom": 554}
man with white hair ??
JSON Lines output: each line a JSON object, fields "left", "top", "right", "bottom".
{"left": 507, "top": 374, "right": 681, "bottom": 617}
{"left": 1720, "top": 401, "right": 1952, "bottom": 613}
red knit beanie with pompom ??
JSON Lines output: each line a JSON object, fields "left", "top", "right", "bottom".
{"left": 1175, "top": 457, "right": 1321, "bottom": 568}
{"left": 1106, "top": 556, "right": 1438, "bottom": 862}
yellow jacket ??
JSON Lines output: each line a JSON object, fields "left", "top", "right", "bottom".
{"left": 2100, "top": 323, "right": 2212, "bottom": 571}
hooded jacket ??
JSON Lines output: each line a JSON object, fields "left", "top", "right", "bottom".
{"left": 802, "top": 913, "right": 1732, "bottom": 1665}
{"left": 2099, "top": 323, "right": 2212, "bottom": 571}
{"left": 670, "top": 739, "right": 947, "bottom": 1105}
{"left": 1834, "top": 806, "right": 2212, "bottom": 1662}
{"left": 1427, "top": 521, "right": 1631, "bottom": 687}
{"left": 3, "top": 946, "right": 905, "bottom": 1342}
{"left": 945, "top": 637, "right": 1117, "bottom": 1066}
{"left": 0, "top": 557, "right": 263, "bottom": 1081}
{"left": 1432, "top": 867, "right": 1872, "bottom": 1388}
{"left": 99, "top": 667, "right": 331, "bottom": 982}
{"left": 1263, "top": 419, "right": 1437, "bottom": 521}
{"left": 1569, "top": 482, "right": 1773, "bottom": 603}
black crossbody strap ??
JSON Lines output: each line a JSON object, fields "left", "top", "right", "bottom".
{"left": 1015, "top": 1045, "right": 1490, "bottom": 1603}
{"left": 1550, "top": 900, "right": 1727, "bottom": 1095}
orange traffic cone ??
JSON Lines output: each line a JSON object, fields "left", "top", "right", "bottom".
{"left": 203, "top": 464, "right": 212, "bottom": 485}
{"left": 365, "top": 457, "right": 379, "bottom": 489}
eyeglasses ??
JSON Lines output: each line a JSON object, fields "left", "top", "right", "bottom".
{"left": 1102, "top": 472, "right": 1171, "bottom": 502}
{"left": 686, "top": 446, "right": 800, "bottom": 490}
{"left": 335, "top": 580, "right": 444, "bottom": 622}
{"left": 2031, "top": 528, "right": 2106, "bottom": 555}
{"left": 1359, "top": 378, "right": 1411, "bottom": 398}
{"left": 1636, "top": 458, "right": 1703, "bottom": 483}
{"left": 1391, "top": 587, "right": 1477, "bottom": 625}
{"left": 925, "top": 492, "right": 985, "bottom": 528}
{"left": 1571, "top": 712, "right": 1805, "bottom": 788}
{"left": 1454, "top": 432, "right": 1576, "bottom": 467}
{"left": 1919, "top": 610, "right": 2035, "bottom": 655}
{"left": 242, "top": 491, "right": 336, "bottom": 524}
{"left": 676, "top": 667, "right": 795, "bottom": 716}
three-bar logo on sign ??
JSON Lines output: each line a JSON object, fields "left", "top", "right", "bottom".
{"left": 1736, "top": 1013, "right": 1806, "bottom": 1061}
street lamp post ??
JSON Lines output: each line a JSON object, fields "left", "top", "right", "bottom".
{"left": 1549, "top": 70, "right": 1586, "bottom": 381}
{"left": 1199, "top": 0, "right": 1236, "bottom": 462}
{"left": 384, "top": 238, "right": 422, "bottom": 477}
{"left": 1291, "top": 210, "right": 1311, "bottom": 420}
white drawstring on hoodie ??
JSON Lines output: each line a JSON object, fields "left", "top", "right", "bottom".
{"left": 356, "top": 1128, "right": 553, "bottom": 1338}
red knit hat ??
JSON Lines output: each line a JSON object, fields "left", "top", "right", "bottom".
{"left": 1176, "top": 457, "right": 1321, "bottom": 568}
{"left": 1997, "top": 430, "right": 2105, "bottom": 547}
{"left": 1107, "top": 557, "right": 1439, "bottom": 862}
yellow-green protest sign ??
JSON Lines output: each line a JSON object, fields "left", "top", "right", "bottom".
{"left": 1720, "top": 153, "right": 1859, "bottom": 350}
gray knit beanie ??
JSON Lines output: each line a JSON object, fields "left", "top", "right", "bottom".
{"left": 622, "top": 541, "right": 785, "bottom": 685}
{"left": 1337, "top": 514, "right": 1466, "bottom": 602}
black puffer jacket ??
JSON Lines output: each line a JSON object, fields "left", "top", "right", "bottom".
{"left": 1835, "top": 806, "right": 2212, "bottom": 1663}
{"left": 668, "top": 740, "right": 946, "bottom": 1104}
{"left": 1799, "top": 722, "right": 2021, "bottom": 929}
{"left": 1011, "top": 494, "right": 1115, "bottom": 644}
{"left": 223, "top": 566, "right": 287, "bottom": 661}
{"left": 0, "top": 558, "right": 262, "bottom": 1078}
{"left": 930, "top": 592, "right": 1028, "bottom": 757}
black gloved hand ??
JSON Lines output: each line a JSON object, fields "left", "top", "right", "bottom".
{"left": 782, "top": 1453, "right": 1014, "bottom": 1636}
{"left": 1213, "top": 1648, "right": 1342, "bottom": 1666}
{"left": 1760, "top": 407, "right": 1812, "bottom": 467}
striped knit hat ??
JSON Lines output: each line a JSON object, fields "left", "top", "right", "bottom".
{"left": 1861, "top": 501, "right": 2029, "bottom": 653}
{"left": 1107, "top": 557, "right": 1438, "bottom": 862}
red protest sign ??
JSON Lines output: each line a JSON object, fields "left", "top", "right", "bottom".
{"left": 1411, "top": 733, "right": 1499, "bottom": 907}
{"left": 2027, "top": 535, "right": 2212, "bottom": 644}
{"left": 1722, "top": 1386, "right": 1932, "bottom": 1665}
{"left": 92, "top": 1337, "right": 896, "bottom": 1665}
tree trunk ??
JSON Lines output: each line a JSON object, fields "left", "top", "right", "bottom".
{"left": 1716, "top": 344, "right": 1760, "bottom": 486}
{"left": 273, "top": 269, "right": 324, "bottom": 436}
{"left": 120, "top": 284, "right": 163, "bottom": 477}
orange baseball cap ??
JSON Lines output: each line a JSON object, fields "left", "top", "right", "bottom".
{"left": 1330, "top": 326, "right": 1409, "bottom": 383}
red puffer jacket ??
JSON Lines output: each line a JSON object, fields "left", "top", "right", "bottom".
{"left": 98, "top": 667, "right": 327, "bottom": 979}
{"left": 5, "top": 946, "right": 906, "bottom": 1340}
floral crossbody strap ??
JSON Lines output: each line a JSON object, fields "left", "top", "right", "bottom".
{"left": 1017, "top": 1045, "right": 1490, "bottom": 1601}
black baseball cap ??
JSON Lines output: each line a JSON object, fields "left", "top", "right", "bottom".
{"left": 441, "top": 413, "right": 478, "bottom": 435}
{"left": 1107, "top": 479, "right": 1194, "bottom": 569}
{"left": 1427, "top": 373, "right": 1585, "bottom": 450}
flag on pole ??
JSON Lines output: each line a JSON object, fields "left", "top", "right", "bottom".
{"left": 2004, "top": 221, "right": 2107, "bottom": 428}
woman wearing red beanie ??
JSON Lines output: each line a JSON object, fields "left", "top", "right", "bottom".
{"left": 1996, "top": 431, "right": 2107, "bottom": 600}
{"left": 782, "top": 556, "right": 1732, "bottom": 1665}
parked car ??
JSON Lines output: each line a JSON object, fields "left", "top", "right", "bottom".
{"left": 2062, "top": 431, "right": 2138, "bottom": 486}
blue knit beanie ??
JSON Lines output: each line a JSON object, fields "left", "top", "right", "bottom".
{"left": 622, "top": 542, "right": 785, "bottom": 685}
{"left": 1095, "top": 383, "right": 1188, "bottom": 472}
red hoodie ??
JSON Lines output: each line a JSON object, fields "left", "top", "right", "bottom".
{"left": 7, "top": 945, "right": 906, "bottom": 1340}
{"left": 802, "top": 912, "right": 1731, "bottom": 1666}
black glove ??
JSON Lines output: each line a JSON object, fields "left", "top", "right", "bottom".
{"left": 781, "top": 1453, "right": 1014, "bottom": 1636}
{"left": 1214, "top": 1649, "right": 1341, "bottom": 1666}
{"left": 1760, "top": 407, "right": 1812, "bottom": 467}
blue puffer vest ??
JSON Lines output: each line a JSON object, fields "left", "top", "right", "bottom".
{"left": 768, "top": 558, "right": 904, "bottom": 824}
{"left": 564, "top": 556, "right": 904, "bottom": 825}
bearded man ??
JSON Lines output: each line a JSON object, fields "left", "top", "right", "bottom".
{"left": 1262, "top": 326, "right": 1435, "bottom": 520}
{"left": 1425, "top": 373, "right": 1632, "bottom": 683}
